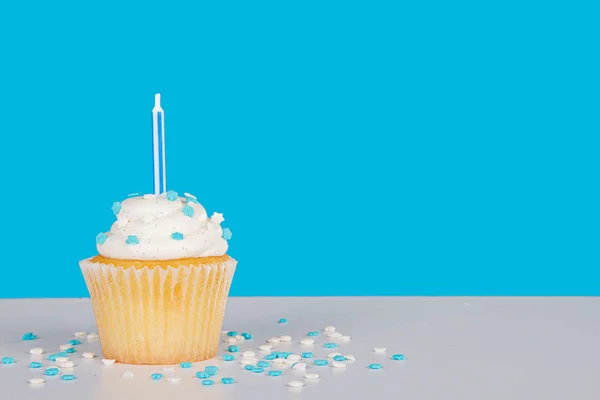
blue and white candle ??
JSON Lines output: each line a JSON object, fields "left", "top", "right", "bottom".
{"left": 152, "top": 93, "right": 166, "bottom": 194}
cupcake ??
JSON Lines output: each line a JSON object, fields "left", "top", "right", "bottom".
{"left": 80, "top": 191, "right": 236, "bottom": 365}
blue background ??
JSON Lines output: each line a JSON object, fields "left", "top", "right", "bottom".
{"left": 0, "top": 1, "right": 598, "bottom": 297}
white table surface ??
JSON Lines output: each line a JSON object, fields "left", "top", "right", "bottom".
{"left": 1, "top": 297, "right": 599, "bottom": 400}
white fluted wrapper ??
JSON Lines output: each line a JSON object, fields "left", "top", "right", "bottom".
{"left": 80, "top": 256, "right": 236, "bottom": 365}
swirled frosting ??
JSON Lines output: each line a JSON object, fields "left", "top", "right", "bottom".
{"left": 96, "top": 192, "right": 229, "bottom": 260}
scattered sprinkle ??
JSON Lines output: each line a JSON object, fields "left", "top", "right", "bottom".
{"left": 202, "top": 379, "right": 214, "bottom": 386}
{"left": 205, "top": 366, "right": 219, "bottom": 373}
{"left": 278, "top": 318, "right": 288, "bottom": 324}
{"left": 182, "top": 205, "right": 195, "bottom": 217}
{"left": 257, "top": 361, "right": 270, "bottom": 368}
{"left": 244, "top": 365, "right": 254, "bottom": 371}
{"left": 122, "top": 371, "right": 134, "bottom": 378}
{"left": 59, "top": 345, "right": 72, "bottom": 351}
{"left": 44, "top": 367, "right": 60, "bottom": 376}
{"left": 196, "top": 371, "right": 210, "bottom": 379}
{"left": 167, "top": 377, "right": 182, "bottom": 383}
{"left": 166, "top": 190, "right": 179, "bottom": 201}
{"left": 268, "top": 337, "right": 281, "bottom": 344}
{"left": 223, "top": 354, "right": 235, "bottom": 361}
{"left": 292, "top": 362, "right": 307, "bottom": 371}
{"left": 324, "top": 343, "right": 338, "bottom": 348}
{"left": 29, "top": 347, "right": 43, "bottom": 355}
{"left": 102, "top": 359, "right": 116, "bottom": 365}
{"left": 241, "top": 332, "right": 252, "bottom": 340}
{"left": 111, "top": 202, "right": 122, "bottom": 215}
{"left": 30, "top": 362, "right": 43, "bottom": 368}
{"left": 96, "top": 233, "right": 107, "bottom": 245}
{"left": 392, "top": 354, "right": 406, "bottom": 361}
{"left": 368, "top": 363, "right": 383, "bottom": 370}
{"left": 221, "top": 377, "right": 235, "bottom": 385}
{"left": 333, "top": 355, "right": 347, "bottom": 362}
{"left": 252, "top": 367, "right": 264, "bottom": 373}
{"left": 287, "top": 354, "right": 301, "bottom": 362}
{"left": 279, "top": 335, "right": 292, "bottom": 342}
{"left": 324, "top": 326, "right": 336, "bottom": 332}
{"left": 328, "top": 352, "right": 341, "bottom": 358}
{"left": 65, "top": 348, "right": 76, "bottom": 354}
{"left": 328, "top": 332, "right": 343, "bottom": 338}
{"left": 29, "top": 378, "right": 45, "bottom": 385}
{"left": 278, "top": 352, "right": 291, "bottom": 359}
{"left": 150, "top": 373, "right": 163, "bottom": 380}
{"left": 288, "top": 380, "right": 305, "bottom": 388}
{"left": 128, "top": 192, "right": 143, "bottom": 197}
{"left": 82, "top": 352, "right": 95, "bottom": 359}
{"left": 300, "top": 338, "right": 315, "bottom": 345}
{"left": 48, "top": 353, "right": 67, "bottom": 361}
{"left": 301, "top": 352, "right": 313, "bottom": 358}
{"left": 171, "top": 232, "right": 184, "bottom": 241}
{"left": 273, "top": 358, "right": 286, "bottom": 364}
{"left": 227, "top": 345, "right": 240, "bottom": 353}
{"left": 240, "top": 358, "right": 258, "bottom": 365}
{"left": 61, "top": 374, "right": 76, "bottom": 381}
{"left": 242, "top": 351, "right": 256, "bottom": 358}
{"left": 313, "top": 359, "right": 328, "bottom": 366}
{"left": 332, "top": 361, "right": 347, "bottom": 368}
{"left": 22, "top": 332, "right": 37, "bottom": 341}
{"left": 1, "top": 357, "right": 14, "bottom": 364}
{"left": 222, "top": 228, "right": 232, "bottom": 240}
{"left": 180, "top": 362, "right": 192, "bottom": 368}
{"left": 224, "top": 337, "right": 236, "bottom": 344}
{"left": 305, "top": 372, "right": 320, "bottom": 379}
{"left": 339, "top": 335, "right": 351, "bottom": 341}
{"left": 227, "top": 331, "right": 238, "bottom": 337}
{"left": 74, "top": 332, "right": 86, "bottom": 337}
{"left": 67, "top": 340, "right": 81, "bottom": 346}
{"left": 307, "top": 331, "right": 320, "bottom": 336}
{"left": 87, "top": 333, "right": 99, "bottom": 340}
{"left": 268, "top": 370, "right": 282, "bottom": 377}
{"left": 264, "top": 354, "right": 276, "bottom": 360}
{"left": 55, "top": 357, "right": 69, "bottom": 363}
{"left": 126, "top": 235, "right": 140, "bottom": 245}
{"left": 60, "top": 361, "right": 75, "bottom": 368}
{"left": 373, "top": 348, "right": 387, "bottom": 353}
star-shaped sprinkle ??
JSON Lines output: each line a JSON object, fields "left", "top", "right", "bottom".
{"left": 182, "top": 205, "right": 194, "bottom": 217}
{"left": 96, "top": 233, "right": 108, "bottom": 244}
{"left": 125, "top": 235, "right": 139, "bottom": 245}
{"left": 112, "top": 202, "right": 122, "bottom": 215}
{"left": 171, "top": 232, "right": 184, "bottom": 241}
{"left": 211, "top": 212, "right": 224, "bottom": 224}
{"left": 166, "top": 190, "right": 178, "bottom": 201}
{"left": 222, "top": 228, "right": 232, "bottom": 240}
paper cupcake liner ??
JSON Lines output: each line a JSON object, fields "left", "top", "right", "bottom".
{"left": 80, "top": 257, "right": 236, "bottom": 365}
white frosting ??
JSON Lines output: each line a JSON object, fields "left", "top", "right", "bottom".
{"left": 97, "top": 193, "right": 228, "bottom": 260}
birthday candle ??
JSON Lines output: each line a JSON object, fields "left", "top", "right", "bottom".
{"left": 152, "top": 93, "right": 166, "bottom": 194}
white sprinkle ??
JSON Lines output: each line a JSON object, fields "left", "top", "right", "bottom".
{"left": 29, "top": 347, "right": 43, "bottom": 355}
{"left": 305, "top": 372, "right": 320, "bottom": 379}
{"left": 50, "top": 367, "right": 62, "bottom": 374}
{"left": 102, "top": 359, "right": 116, "bottom": 365}
{"left": 59, "top": 345, "right": 73, "bottom": 351}
{"left": 259, "top": 344, "right": 272, "bottom": 352}
{"left": 268, "top": 337, "right": 281, "bottom": 343}
{"left": 327, "top": 352, "right": 341, "bottom": 358}
{"left": 29, "top": 378, "right": 45, "bottom": 385}
{"left": 224, "top": 337, "right": 237, "bottom": 344}
{"left": 161, "top": 366, "right": 175, "bottom": 371}
{"left": 60, "top": 361, "right": 74, "bottom": 368}
{"left": 338, "top": 335, "right": 351, "bottom": 341}
{"left": 329, "top": 332, "right": 342, "bottom": 338}
{"left": 143, "top": 194, "right": 157, "bottom": 199}
{"left": 74, "top": 332, "right": 87, "bottom": 337}
{"left": 284, "top": 359, "right": 296, "bottom": 366}
{"left": 373, "top": 348, "right": 387, "bottom": 353}
{"left": 55, "top": 357, "right": 69, "bottom": 363}
{"left": 324, "top": 326, "right": 336, "bottom": 332}
{"left": 87, "top": 333, "right": 99, "bottom": 340}
{"left": 287, "top": 354, "right": 301, "bottom": 362}
{"left": 221, "top": 330, "right": 229, "bottom": 335}
{"left": 82, "top": 352, "right": 96, "bottom": 359}
{"left": 235, "top": 334, "right": 245, "bottom": 341}
{"left": 184, "top": 193, "right": 197, "bottom": 199}
{"left": 122, "top": 371, "right": 134, "bottom": 378}
{"left": 273, "top": 358, "right": 286, "bottom": 364}
{"left": 300, "top": 339, "right": 314, "bottom": 345}
{"left": 240, "top": 358, "right": 258, "bottom": 365}
{"left": 242, "top": 351, "right": 256, "bottom": 358}
{"left": 332, "top": 361, "right": 347, "bottom": 368}
{"left": 167, "top": 376, "right": 182, "bottom": 383}
{"left": 288, "top": 380, "right": 305, "bottom": 388}
{"left": 279, "top": 335, "right": 292, "bottom": 342}
{"left": 292, "top": 362, "right": 307, "bottom": 371}
{"left": 344, "top": 354, "right": 356, "bottom": 361}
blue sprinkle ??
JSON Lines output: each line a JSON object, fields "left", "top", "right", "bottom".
{"left": 48, "top": 352, "right": 68, "bottom": 361}
{"left": 128, "top": 192, "right": 143, "bottom": 197}
{"left": 368, "top": 363, "right": 383, "bottom": 370}
{"left": 221, "top": 377, "right": 234, "bottom": 385}
{"left": 278, "top": 318, "right": 288, "bottom": 324}
{"left": 280, "top": 352, "right": 291, "bottom": 359}
{"left": 241, "top": 332, "right": 252, "bottom": 340}
{"left": 67, "top": 340, "right": 81, "bottom": 346}
{"left": 301, "top": 352, "right": 313, "bottom": 358}
{"left": 313, "top": 359, "right": 328, "bottom": 366}
{"left": 223, "top": 354, "right": 235, "bottom": 361}
{"left": 44, "top": 367, "right": 60, "bottom": 376}
{"left": 257, "top": 361, "right": 270, "bottom": 368}
{"left": 307, "top": 331, "right": 320, "bottom": 336}
{"left": 166, "top": 190, "right": 179, "bottom": 201}
{"left": 30, "top": 362, "right": 43, "bottom": 368}
{"left": 227, "top": 345, "right": 240, "bottom": 353}
{"left": 111, "top": 201, "right": 122, "bottom": 215}
{"left": 264, "top": 354, "right": 276, "bottom": 360}
{"left": 96, "top": 232, "right": 107, "bottom": 244}
{"left": 125, "top": 235, "right": 139, "bottom": 245}
{"left": 1, "top": 357, "right": 14, "bottom": 364}
{"left": 171, "top": 232, "right": 184, "bottom": 241}
{"left": 205, "top": 366, "right": 219, "bottom": 373}
{"left": 206, "top": 370, "right": 217, "bottom": 376}
{"left": 324, "top": 343, "right": 338, "bottom": 348}
{"left": 268, "top": 370, "right": 283, "bottom": 377}
{"left": 222, "top": 228, "right": 232, "bottom": 240}
{"left": 392, "top": 354, "right": 406, "bottom": 361}
{"left": 244, "top": 365, "right": 253, "bottom": 371}
{"left": 196, "top": 371, "right": 210, "bottom": 379}
{"left": 150, "top": 373, "right": 163, "bottom": 380}
{"left": 226, "top": 331, "right": 238, "bottom": 337}
{"left": 186, "top": 196, "right": 199, "bottom": 204}
{"left": 180, "top": 362, "right": 192, "bottom": 368}
{"left": 61, "top": 374, "right": 76, "bottom": 381}
{"left": 251, "top": 367, "right": 264, "bottom": 373}
{"left": 202, "top": 379, "right": 215, "bottom": 386}
{"left": 65, "top": 347, "right": 76, "bottom": 354}
{"left": 22, "top": 332, "right": 37, "bottom": 340}
{"left": 182, "top": 205, "right": 195, "bottom": 217}
{"left": 333, "top": 355, "right": 347, "bottom": 362}
{"left": 271, "top": 351, "right": 281, "bottom": 358}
